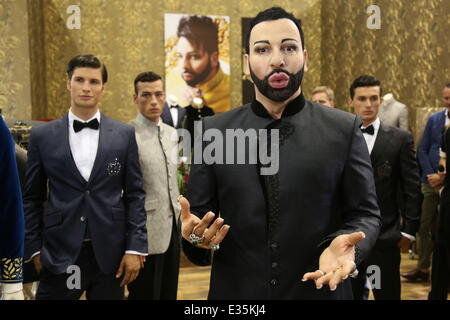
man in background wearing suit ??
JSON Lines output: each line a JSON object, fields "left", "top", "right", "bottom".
{"left": 161, "top": 95, "right": 186, "bottom": 129}
{"left": 128, "top": 72, "right": 182, "bottom": 300}
{"left": 350, "top": 75, "right": 422, "bottom": 300}
{"left": 24, "top": 54, "right": 147, "bottom": 300}
{"left": 403, "top": 83, "right": 450, "bottom": 282}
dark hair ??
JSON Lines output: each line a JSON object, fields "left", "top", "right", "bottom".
{"left": 177, "top": 15, "right": 219, "bottom": 54}
{"left": 349, "top": 75, "right": 382, "bottom": 99}
{"left": 445, "top": 82, "right": 450, "bottom": 88}
{"left": 245, "top": 7, "right": 305, "bottom": 54}
{"left": 134, "top": 71, "right": 162, "bottom": 94}
{"left": 66, "top": 54, "right": 108, "bottom": 83}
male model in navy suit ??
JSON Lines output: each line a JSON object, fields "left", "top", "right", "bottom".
{"left": 24, "top": 54, "right": 148, "bottom": 300}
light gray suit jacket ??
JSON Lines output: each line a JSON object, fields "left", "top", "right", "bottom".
{"left": 379, "top": 97, "right": 409, "bottom": 131}
{"left": 131, "top": 114, "right": 181, "bottom": 255}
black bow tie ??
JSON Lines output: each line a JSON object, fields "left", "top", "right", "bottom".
{"left": 170, "top": 105, "right": 178, "bottom": 109}
{"left": 360, "top": 125, "right": 374, "bottom": 135}
{"left": 73, "top": 118, "right": 99, "bottom": 133}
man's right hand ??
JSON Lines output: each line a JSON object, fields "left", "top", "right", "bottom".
{"left": 33, "top": 254, "right": 42, "bottom": 274}
{"left": 428, "top": 173, "right": 444, "bottom": 189}
{"left": 179, "top": 196, "right": 230, "bottom": 250}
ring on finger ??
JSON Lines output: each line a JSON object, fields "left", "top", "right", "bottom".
{"left": 188, "top": 232, "right": 205, "bottom": 246}
{"left": 316, "top": 269, "right": 325, "bottom": 277}
{"left": 209, "top": 242, "right": 220, "bottom": 251}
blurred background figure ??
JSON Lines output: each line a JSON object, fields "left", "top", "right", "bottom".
{"left": 379, "top": 93, "right": 409, "bottom": 131}
{"left": 311, "top": 85, "right": 335, "bottom": 108}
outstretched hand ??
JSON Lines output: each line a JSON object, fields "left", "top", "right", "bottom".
{"left": 302, "top": 232, "right": 365, "bottom": 291}
{"left": 179, "top": 196, "right": 230, "bottom": 250}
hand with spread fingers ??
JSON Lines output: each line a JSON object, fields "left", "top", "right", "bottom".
{"left": 302, "top": 232, "right": 365, "bottom": 291}
{"left": 179, "top": 196, "right": 230, "bottom": 250}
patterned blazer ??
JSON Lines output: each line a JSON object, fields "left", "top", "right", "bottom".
{"left": 131, "top": 114, "right": 181, "bottom": 255}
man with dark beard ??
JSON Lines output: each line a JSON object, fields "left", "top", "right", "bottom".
{"left": 179, "top": 7, "right": 381, "bottom": 299}
{"left": 175, "top": 15, "right": 230, "bottom": 113}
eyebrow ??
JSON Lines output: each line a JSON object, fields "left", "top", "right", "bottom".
{"left": 253, "top": 38, "right": 298, "bottom": 46}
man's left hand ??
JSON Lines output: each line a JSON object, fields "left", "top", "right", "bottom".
{"left": 116, "top": 254, "right": 142, "bottom": 287}
{"left": 397, "top": 236, "right": 412, "bottom": 253}
{"left": 302, "top": 232, "right": 366, "bottom": 291}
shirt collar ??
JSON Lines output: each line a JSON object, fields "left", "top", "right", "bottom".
{"left": 68, "top": 108, "right": 101, "bottom": 125}
{"left": 250, "top": 92, "right": 306, "bottom": 119}
{"left": 361, "top": 117, "right": 380, "bottom": 131}
{"left": 136, "top": 113, "right": 162, "bottom": 131}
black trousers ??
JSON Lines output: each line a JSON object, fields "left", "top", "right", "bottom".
{"left": 429, "top": 190, "right": 450, "bottom": 300}
{"left": 36, "top": 242, "right": 124, "bottom": 300}
{"left": 351, "top": 245, "right": 401, "bottom": 300}
{"left": 127, "top": 220, "right": 180, "bottom": 300}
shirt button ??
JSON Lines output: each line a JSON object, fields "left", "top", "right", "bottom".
{"left": 271, "top": 262, "right": 278, "bottom": 268}
{"left": 270, "top": 279, "right": 278, "bottom": 286}
{"left": 271, "top": 242, "right": 278, "bottom": 249}
{"left": 80, "top": 216, "right": 86, "bottom": 222}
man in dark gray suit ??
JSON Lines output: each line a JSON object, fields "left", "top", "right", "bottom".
{"left": 178, "top": 7, "right": 381, "bottom": 299}
{"left": 24, "top": 54, "right": 148, "bottom": 300}
{"left": 349, "top": 75, "right": 422, "bottom": 300}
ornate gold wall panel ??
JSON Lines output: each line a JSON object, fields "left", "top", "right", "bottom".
{"left": 0, "top": 0, "right": 32, "bottom": 120}
{"left": 321, "top": 0, "right": 450, "bottom": 142}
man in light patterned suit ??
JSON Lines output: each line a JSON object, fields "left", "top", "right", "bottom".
{"left": 128, "top": 72, "right": 182, "bottom": 300}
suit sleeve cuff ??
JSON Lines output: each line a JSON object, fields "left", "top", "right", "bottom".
{"left": 125, "top": 250, "right": 148, "bottom": 256}
{"left": 401, "top": 232, "right": 416, "bottom": 242}
{"left": 25, "top": 251, "right": 40, "bottom": 263}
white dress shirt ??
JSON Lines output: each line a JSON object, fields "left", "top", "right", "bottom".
{"left": 361, "top": 117, "right": 415, "bottom": 241}
{"left": 169, "top": 103, "right": 179, "bottom": 128}
{"left": 68, "top": 109, "right": 100, "bottom": 182}
{"left": 361, "top": 117, "right": 381, "bottom": 155}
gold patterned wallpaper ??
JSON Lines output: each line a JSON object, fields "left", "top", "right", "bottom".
{"left": 321, "top": 0, "right": 450, "bottom": 142}
{"left": 3, "top": 0, "right": 450, "bottom": 142}
{"left": 0, "top": 0, "right": 32, "bottom": 120}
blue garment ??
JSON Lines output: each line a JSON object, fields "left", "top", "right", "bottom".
{"left": 417, "top": 110, "right": 446, "bottom": 184}
{"left": 0, "top": 117, "right": 24, "bottom": 283}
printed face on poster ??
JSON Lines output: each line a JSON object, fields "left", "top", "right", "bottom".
{"left": 164, "top": 13, "right": 231, "bottom": 114}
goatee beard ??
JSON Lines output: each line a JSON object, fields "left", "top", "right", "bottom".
{"left": 183, "top": 60, "right": 212, "bottom": 87}
{"left": 249, "top": 66, "right": 304, "bottom": 102}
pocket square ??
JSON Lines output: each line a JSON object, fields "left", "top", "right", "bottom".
{"left": 106, "top": 158, "right": 122, "bottom": 176}
{"left": 377, "top": 161, "right": 392, "bottom": 177}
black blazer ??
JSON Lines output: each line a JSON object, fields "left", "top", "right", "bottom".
{"left": 184, "top": 95, "right": 381, "bottom": 299}
{"left": 24, "top": 113, "right": 148, "bottom": 275}
{"left": 370, "top": 123, "right": 422, "bottom": 247}
{"left": 161, "top": 102, "right": 186, "bottom": 129}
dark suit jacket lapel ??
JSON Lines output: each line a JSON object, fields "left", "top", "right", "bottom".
{"left": 162, "top": 103, "right": 174, "bottom": 127}
{"left": 370, "top": 122, "right": 393, "bottom": 165}
{"left": 88, "top": 114, "right": 113, "bottom": 184}
{"left": 178, "top": 106, "right": 186, "bottom": 128}
{"left": 57, "top": 113, "right": 87, "bottom": 185}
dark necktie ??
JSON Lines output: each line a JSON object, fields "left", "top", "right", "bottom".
{"left": 170, "top": 104, "right": 178, "bottom": 109}
{"left": 73, "top": 118, "right": 99, "bottom": 133}
{"left": 361, "top": 125, "right": 374, "bottom": 135}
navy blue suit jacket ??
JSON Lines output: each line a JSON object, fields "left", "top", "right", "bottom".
{"left": 417, "top": 110, "right": 446, "bottom": 184}
{"left": 24, "top": 113, "right": 147, "bottom": 275}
